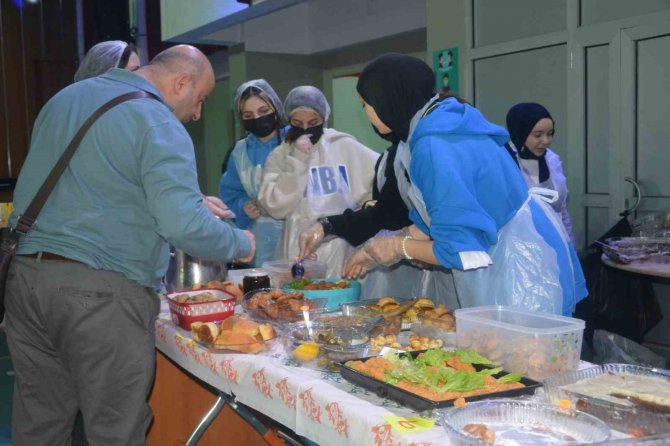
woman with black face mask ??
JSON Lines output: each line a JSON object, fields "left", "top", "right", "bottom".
{"left": 258, "top": 86, "right": 379, "bottom": 278}
{"left": 219, "top": 79, "right": 287, "bottom": 266}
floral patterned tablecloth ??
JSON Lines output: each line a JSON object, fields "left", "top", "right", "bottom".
{"left": 155, "top": 305, "right": 455, "bottom": 446}
{"left": 154, "top": 304, "right": 602, "bottom": 446}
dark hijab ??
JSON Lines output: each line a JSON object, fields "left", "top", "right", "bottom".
{"left": 357, "top": 53, "right": 435, "bottom": 142}
{"left": 506, "top": 102, "right": 554, "bottom": 183}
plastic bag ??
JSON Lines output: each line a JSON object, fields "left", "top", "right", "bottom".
{"left": 592, "top": 329, "right": 666, "bottom": 368}
{"left": 451, "top": 194, "right": 565, "bottom": 314}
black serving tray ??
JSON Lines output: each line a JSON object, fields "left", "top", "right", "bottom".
{"left": 336, "top": 350, "right": 542, "bottom": 412}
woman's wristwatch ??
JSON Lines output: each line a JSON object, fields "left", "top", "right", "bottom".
{"left": 318, "top": 217, "right": 334, "bottom": 235}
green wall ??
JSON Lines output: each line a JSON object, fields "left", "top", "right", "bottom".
{"left": 203, "top": 78, "right": 234, "bottom": 196}
{"left": 184, "top": 78, "right": 234, "bottom": 196}
{"left": 322, "top": 50, "right": 426, "bottom": 154}
{"left": 425, "top": 0, "right": 469, "bottom": 100}
{"left": 183, "top": 116, "right": 206, "bottom": 192}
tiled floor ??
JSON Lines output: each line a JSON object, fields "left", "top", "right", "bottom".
{"left": 0, "top": 328, "right": 13, "bottom": 446}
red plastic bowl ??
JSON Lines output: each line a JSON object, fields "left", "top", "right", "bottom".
{"left": 167, "top": 288, "right": 236, "bottom": 330}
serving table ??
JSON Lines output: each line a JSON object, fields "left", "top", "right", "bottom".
{"left": 602, "top": 254, "right": 670, "bottom": 280}
{"left": 147, "top": 301, "right": 611, "bottom": 446}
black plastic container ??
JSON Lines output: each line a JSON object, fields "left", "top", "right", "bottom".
{"left": 337, "top": 350, "right": 542, "bottom": 412}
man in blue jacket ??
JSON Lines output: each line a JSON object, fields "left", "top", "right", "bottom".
{"left": 6, "top": 45, "right": 255, "bottom": 445}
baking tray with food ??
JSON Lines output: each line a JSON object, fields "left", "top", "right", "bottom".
{"left": 337, "top": 348, "right": 541, "bottom": 412}
{"left": 190, "top": 315, "right": 279, "bottom": 354}
{"left": 543, "top": 363, "right": 670, "bottom": 437}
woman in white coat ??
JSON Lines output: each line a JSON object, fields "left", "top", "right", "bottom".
{"left": 258, "top": 86, "right": 379, "bottom": 278}
{"left": 505, "top": 102, "right": 576, "bottom": 245}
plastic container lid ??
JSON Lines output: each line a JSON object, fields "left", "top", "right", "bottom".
{"left": 455, "top": 305, "right": 585, "bottom": 335}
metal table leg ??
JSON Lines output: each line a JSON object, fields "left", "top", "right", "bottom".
{"left": 183, "top": 392, "right": 293, "bottom": 446}
{"left": 184, "top": 395, "right": 226, "bottom": 446}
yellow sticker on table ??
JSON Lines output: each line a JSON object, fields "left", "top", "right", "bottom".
{"left": 382, "top": 415, "right": 435, "bottom": 434}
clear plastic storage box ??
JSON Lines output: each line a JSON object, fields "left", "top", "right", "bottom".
{"left": 455, "top": 306, "right": 585, "bottom": 380}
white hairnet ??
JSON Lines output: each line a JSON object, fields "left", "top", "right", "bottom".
{"left": 284, "top": 86, "right": 331, "bottom": 122}
{"left": 234, "top": 79, "right": 286, "bottom": 124}
{"left": 74, "top": 40, "right": 128, "bottom": 82}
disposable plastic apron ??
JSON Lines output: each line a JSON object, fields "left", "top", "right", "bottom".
{"left": 515, "top": 147, "right": 568, "bottom": 215}
{"left": 233, "top": 140, "right": 283, "bottom": 266}
{"left": 410, "top": 176, "right": 574, "bottom": 314}
{"left": 276, "top": 142, "right": 357, "bottom": 278}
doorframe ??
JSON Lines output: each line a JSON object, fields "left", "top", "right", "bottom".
{"left": 465, "top": 0, "right": 670, "bottom": 250}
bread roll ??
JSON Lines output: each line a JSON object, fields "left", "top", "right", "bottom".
{"left": 196, "top": 322, "right": 219, "bottom": 343}
{"left": 231, "top": 318, "right": 260, "bottom": 337}
{"left": 258, "top": 323, "right": 276, "bottom": 341}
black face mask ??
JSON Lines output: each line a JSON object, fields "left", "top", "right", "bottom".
{"left": 371, "top": 124, "right": 398, "bottom": 143}
{"left": 286, "top": 124, "right": 324, "bottom": 145}
{"left": 243, "top": 113, "right": 278, "bottom": 138}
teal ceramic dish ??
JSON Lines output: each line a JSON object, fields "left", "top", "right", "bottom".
{"left": 283, "top": 279, "right": 361, "bottom": 311}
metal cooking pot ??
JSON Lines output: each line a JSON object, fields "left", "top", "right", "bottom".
{"left": 165, "top": 247, "right": 228, "bottom": 291}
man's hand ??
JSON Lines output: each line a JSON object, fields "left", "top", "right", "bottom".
{"left": 236, "top": 230, "right": 256, "bottom": 264}
{"left": 243, "top": 200, "right": 262, "bottom": 219}
{"left": 203, "top": 195, "right": 236, "bottom": 219}
{"left": 299, "top": 223, "right": 325, "bottom": 260}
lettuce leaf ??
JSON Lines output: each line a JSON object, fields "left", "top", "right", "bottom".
{"left": 453, "top": 349, "right": 497, "bottom": 365}
{"left": 380, "top": 349, "right": 502, "bottom": 393}
{"left": 497, "top": 373, "right": 524, "bottom": 384}
{"left": 285, "top": 279, "right": 310, "bottom": 290}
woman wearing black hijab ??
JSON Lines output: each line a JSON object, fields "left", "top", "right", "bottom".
{"left": 297, "top": 55, "right": 457, "bottom": 302}
{"left": 505, "top": 103, "right": 575, "bottom": 244}
{"left": 344, "top": 53, "right": 587, "bottom": 316}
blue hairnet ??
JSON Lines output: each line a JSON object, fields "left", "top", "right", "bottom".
{"left": 234, "top": 79, "right": 286, "bottom": 124}
{"left": 74, "top": 41, "right": 129, "bottom": 82}
{"left": 284, "top": 86, "right": 331, "bottom": 122}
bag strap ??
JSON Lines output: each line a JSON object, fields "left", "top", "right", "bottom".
{"left": 14, "top": 90, "right": 159, "bottom": 234}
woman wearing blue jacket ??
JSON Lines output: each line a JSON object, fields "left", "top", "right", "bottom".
{"left": 344, "top": 54, "right": 587, "bottom": 316}
{"left": 220, "top": 79, "right": 287, "bottom": 266}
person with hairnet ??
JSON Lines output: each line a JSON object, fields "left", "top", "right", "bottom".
{"left": 219, "top": 79, "right": 287, "bottom": 266}
{"left": 74, "top": 40, "right": 140, "bottom": 82}
{"left": 258, "top": 86, "right": 379, "bottom": 278}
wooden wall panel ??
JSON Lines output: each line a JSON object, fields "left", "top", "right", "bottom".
{"left": 0, "top": 3, "right": 8, "bottom": 181}
{"left": 1, "top": 0, "right": 27, "bottom": 179}
{"left": 0, "top": 0, "right": 78, "bottom": 185}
